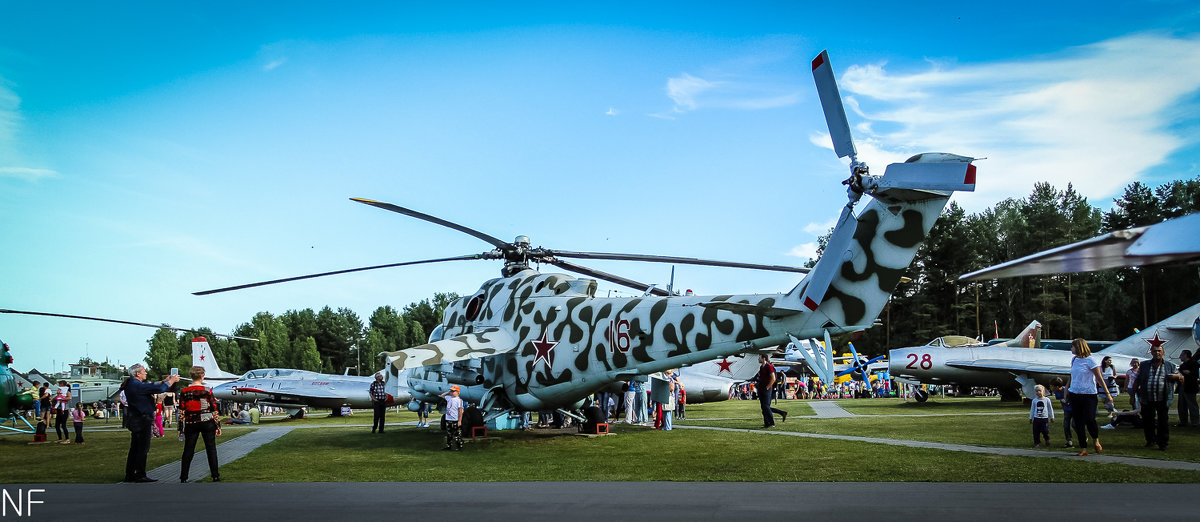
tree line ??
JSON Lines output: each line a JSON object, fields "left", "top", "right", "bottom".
{"left": 835, "top": 176, "right": 1200, "bottom": 356}
{"left": 143, "top": 293, "right": 459, "bottom": 378}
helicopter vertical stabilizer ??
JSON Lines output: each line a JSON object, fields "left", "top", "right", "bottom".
{"left": 781, "top": 50, "right": 975, "bottom": 330}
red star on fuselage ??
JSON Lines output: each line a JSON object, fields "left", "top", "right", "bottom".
{"left": 1144, "top": 331, "right": 1168, "bottom": 351}
{"left": 530, "top": 331, "right": 559, "bottom": 369}
{"left": 715, "top": 357, "right": 734, "bottom": 375}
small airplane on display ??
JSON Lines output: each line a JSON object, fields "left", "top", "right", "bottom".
{"left": 890, "top": 214, "right": 1200, "bottom": 402}
{"left": 675, "top": 354, "right": 761, "bottom": 403}
{"left": 783, "top": 338, "right": 888, "bottom": 383}
{"left": 197, "top": 50, "right": 979, "bottom": 424}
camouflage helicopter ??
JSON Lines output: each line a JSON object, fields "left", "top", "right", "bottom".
{"left": 197, "top": 50, "right": 979, "bottom": 422}
{"left": 0, "top": 338, "right": 38, "bottom": 433}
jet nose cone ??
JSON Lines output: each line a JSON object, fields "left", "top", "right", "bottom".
{"left": 888, "top": 349, "right": 912, "bottom": 374}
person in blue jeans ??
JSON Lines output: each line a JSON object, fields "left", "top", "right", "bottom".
{"left": 756, "top": 355, "right": 787, "bottom": 428}
{"left": 1051, "top": 378, "right": 1074, "bottom": 448}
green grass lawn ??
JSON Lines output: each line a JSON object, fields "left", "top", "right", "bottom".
{"left": 219, "top": 422, "right": 1200, "bottom": 483}
{"left": 684, "top": 399, "right": 815, "bottom": 418}
{"left": 681, "top": 400, "right": 1200, "bottom": 463}
{"left": 0, "top": 426, "right": 252, "bottom": 483}
{"left": 254, "top": 408, "right": 421, "bottom": 427}
{"left": 835, "top": 397, "right": 1030, "bottom": 415}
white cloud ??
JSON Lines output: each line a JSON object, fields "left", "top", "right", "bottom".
{"left": 0, "top": 167, "right": 56, "bottom": 181}
{"left": 605, "top": 107, "right": 617, "bottom": 116}
{"left": 785, "top": 242, "right": 819, "bottom": 260}
{"left": 664, "top": 72, "right": 800, "bottom": 114}
{"left": 834, "top": 34, "right": 1200, "bottom": 209}
{"left": 263, "top": 58, "right": 287, "bottom": 71}
{"left": 803, "top": 217, "right": 837, "bottom": 236}
{"left": 667, "top": 73, "right": 719, "bottom": 112}
{"left": 0, "top": 80, "right": 57, "bottom": 181}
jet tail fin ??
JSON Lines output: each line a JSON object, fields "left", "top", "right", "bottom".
{"left": 1097, "top": 303, "right": 1200, "bottom": 361}
{"left": 191, "top": 337, "right": 241, "bottom": 382}
{"left": 1003, "top": 321, "right": 1043, "bottom": 348}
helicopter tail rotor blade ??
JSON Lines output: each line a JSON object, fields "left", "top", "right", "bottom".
{"left": 547, "top": 250, "right": 810, "bottom": 274}
{"left": 193, "top": 254, "right": 483, "bottom": 295}
{"left": 351, "top": 198, "right": 510, "bottom": 249}
{"left": 546, "top": 259, "right": 671, "bottom": 297}
{"left": 812, "top": 50, "right": 857, "bottom": 161}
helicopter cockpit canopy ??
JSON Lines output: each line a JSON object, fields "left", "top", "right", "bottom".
{"left": 241, "top": 369, "right": 299, "bottom": 380}
{"left": 926, "top": 335, "right": 983, "bottom": 348}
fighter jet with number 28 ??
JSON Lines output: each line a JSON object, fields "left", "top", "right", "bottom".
{"left": 196, "top": 51, "right": 978, "bottom": 422}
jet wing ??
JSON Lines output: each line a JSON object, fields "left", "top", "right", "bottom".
{"left": 944, "top": 359, "right": 1070, "bottom": 375}
{"left": 383, "top": 328, "right": 518, "bottom": 372}
{"left": 231, "top": 386, "right": 349, "bottom": 402}
{"left": 960, "top": 213, "right": 1200, "bottom": 281}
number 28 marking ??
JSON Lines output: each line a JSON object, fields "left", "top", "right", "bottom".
{"left": 906, "top": 353, "right": 932, "bottom": 370}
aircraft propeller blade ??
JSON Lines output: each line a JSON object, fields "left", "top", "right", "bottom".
{"left": 0, "top": 309, "right": 259, "bottom": 341}
{"left": 544, "top": 258, "right": 671, "bottom": 296}
{"left": 811, "top": 50, "right": 857, "bottom": 161}
{"left": 192, "top": 254, "right": 484, "bottom": 295}
{"left": 545, "top": 250, "right": 810, "bottom": 274}
{"left": 351, "top": 198, "right": 510, "bottom": 249}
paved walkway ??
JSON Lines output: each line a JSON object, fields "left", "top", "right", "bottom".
{"left": 807, "top": 400, "right": 855, "bottom": 418}
{"left": 146, "top": 426, "right": 296, "bottom": 483}
{"left": 140, "top": 420, "right": 424, "bottom": 483}
{"left": 678, "top": 424, "right": 1200, "bottom": 471}
{"left": 22, "top": 482, "right": 1200, "bottom": 520}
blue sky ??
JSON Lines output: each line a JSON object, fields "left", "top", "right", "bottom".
{"left": 2, "top": 2, "right": 1198, "bottom": 373}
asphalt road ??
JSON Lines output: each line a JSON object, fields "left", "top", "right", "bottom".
{"left": 5, "top": 482, "right": 1191, "bottom": 520}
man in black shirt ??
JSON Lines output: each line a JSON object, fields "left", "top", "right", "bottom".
{"left": 756, "top": 355, "right": 788, "bottom": 428}
{"left": 1177, "top": 350, "right": 1199, "bottom": 427}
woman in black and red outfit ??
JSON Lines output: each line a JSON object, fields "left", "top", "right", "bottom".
{"left": 178, "top": 366, "right": 222, "bottom": 482}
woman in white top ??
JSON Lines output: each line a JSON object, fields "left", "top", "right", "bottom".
{"left": 1065, "top": 339, "right": 1113, "bottom": 456}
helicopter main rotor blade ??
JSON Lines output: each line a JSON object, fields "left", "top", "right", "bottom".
{"left": 547, "top": 250, "right": 810, "bottom": 274}
{"left": 0, "top": 309, "right": 258, "bottom": 341}
{"left": 351, "top": 198, "right": 510, "bottom": 249}
{"left": 546, "top": 259, "right": 671, "bottom": 297}
{"left": 193, "top": 254, "right": 484, "bottom": 295}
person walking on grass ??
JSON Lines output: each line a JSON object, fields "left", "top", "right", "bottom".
{"left": 1065, "top": 339, "right": 1113, "bottom": 456}
{"left": 1029, "top": 384, "right": 1054, "bottom": 448}
{"left": 179, "top": 366, "right": 222, "bottom": 482}
{"left": 69, "top": 401, "right": 85, "bottom": 444}
{"left": 756, "top": 355, "right": 787, "bottom": 428}
{"left": 1051, "top": 378, "right": 1074, "bottom": 448}
{"left": 441, "top": 385, "right": 464, "bottom": 451}
{"left": 1132, "top": 342, "right": 1181, "bottom": 451}
{"left": 370, "top": 372, "right": 388, "bottom": 434}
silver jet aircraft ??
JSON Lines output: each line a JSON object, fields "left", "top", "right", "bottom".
{"left": 890, "top": 303, "right": 1200, "bottom": 401}
{"left": 894, "top": 212, "right": 1200, "bottom": 402}
{"left": 195, "top": 337, "right": 412, "bottom": 418}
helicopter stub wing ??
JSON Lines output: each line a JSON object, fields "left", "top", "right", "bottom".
{"left": 383, "top": 328, "right": 518, "bottom": 372}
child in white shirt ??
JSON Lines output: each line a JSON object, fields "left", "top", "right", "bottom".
{"left": 1029, "top": 384, "right": 1055, "bottom": 448}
